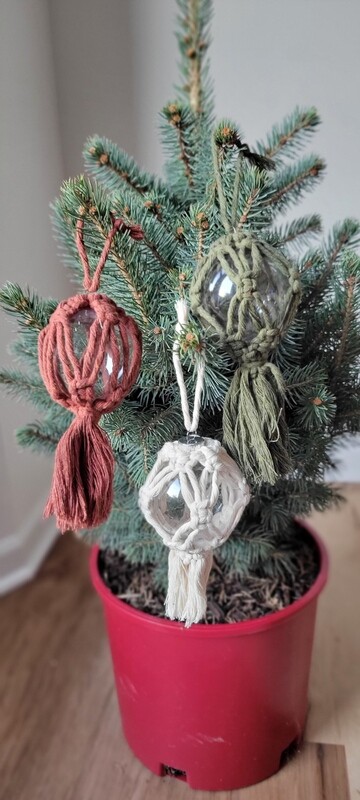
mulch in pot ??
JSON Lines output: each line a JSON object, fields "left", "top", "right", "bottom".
{"left": 99, "top": 523, "right": 320, "bottom": 624}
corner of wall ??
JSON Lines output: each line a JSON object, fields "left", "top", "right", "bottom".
{"left": 0, "top": 496, "right": 58, "bottom": 596}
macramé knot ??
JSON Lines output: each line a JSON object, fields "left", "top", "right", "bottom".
{"left": 179, "top": 552, "right": 203, "bottom": 565}
{"left": 75, "top": 405, "right": 102, "bottom": 425}
{"left": 239, "top": 276, "right": 256, "bottom": 296}
{"left": 192, "top": 500, "right": 214, "bottom": 528}
{"left": 203, "top": 453, "right": 221, "bottom": 473}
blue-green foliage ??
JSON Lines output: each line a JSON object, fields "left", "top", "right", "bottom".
{"left": 1, "top": 0, "right": 360, "bottom": 585}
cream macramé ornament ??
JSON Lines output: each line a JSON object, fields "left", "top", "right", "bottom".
{"left": 139, "top": 299, "right": 250, "bottom": 627}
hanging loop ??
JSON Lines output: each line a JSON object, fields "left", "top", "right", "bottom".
{"left": 75, "top": 215, "right": 143, "bottom": 293}
{"left": 172, "top": 298, "right": 205, "bottom": 434}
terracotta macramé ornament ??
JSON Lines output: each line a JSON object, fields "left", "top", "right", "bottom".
{"left": 38, "top": 216, "right": 142, "bottom": 532}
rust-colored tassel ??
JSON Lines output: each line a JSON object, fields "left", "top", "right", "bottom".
{"left": 44, "top": 412, "right": 115, "bottom": 532}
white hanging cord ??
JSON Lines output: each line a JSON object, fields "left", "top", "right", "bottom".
{"left": 172, "top": 298, "right": 205, "bottom": 434}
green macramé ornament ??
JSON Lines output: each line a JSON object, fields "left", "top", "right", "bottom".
{"left": 190, "top": 228, "right": 301, "bottom": 484}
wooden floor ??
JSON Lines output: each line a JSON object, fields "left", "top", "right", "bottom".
{"left": 0, "top": 486, "right": 359, "bottom": 799}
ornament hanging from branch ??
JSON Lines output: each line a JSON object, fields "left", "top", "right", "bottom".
{"left": 139, "top": 298, "right": 250, "bottom": 627}
{"left": 190, "top": 131, "right": 301, "bottom": 484}
{"left": 38, "top": 214, "right": 143, "bottom": 533}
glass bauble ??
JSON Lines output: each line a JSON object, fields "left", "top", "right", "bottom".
{"left": 65, "top": 308, "right": 125, "bottom": 398}
{"left": 159, "top": 469, "right": 223, "bottom": 526}
{"left": 202, "top": 252, "right": 290, "bottom": 343}
{"left": 156, "top": 436, "right": 223, "bottom": 531}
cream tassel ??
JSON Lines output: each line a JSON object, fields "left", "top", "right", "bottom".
{"left": 166, "top": 550, "right": 213, "bottom": 627}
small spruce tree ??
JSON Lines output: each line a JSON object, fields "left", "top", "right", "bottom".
{"left": 1, "top": 0, "right": 360, "bottom": 593}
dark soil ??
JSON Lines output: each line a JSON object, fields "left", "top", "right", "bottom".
{"left": 99, "top": 527, "right": 320, "bottom": 625}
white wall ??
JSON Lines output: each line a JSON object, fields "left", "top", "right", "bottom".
{"left": 48, "top": 0, "right": 137, "bottom": 178}
{"left": 1, "top": 0, "right": 359, "bottom": 590}
{"left": 0, "top": 0, "right": 69, "bottom": 591}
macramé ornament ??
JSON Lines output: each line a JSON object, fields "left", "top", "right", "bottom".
{"left": 38, "top": 215, "right": 143, "bottom": 532}
{"left": 139, "top": 299, "right": 250, "bottom": 627}
{"left": 190, "top": 134, "right": 301, "bottom": 485}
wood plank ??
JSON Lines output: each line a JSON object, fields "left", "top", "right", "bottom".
{"left": 307, "top": 484, "right": 360, "bottom": 800}
{"left": 0, "top": 499, "right": 355, "bottom": 799}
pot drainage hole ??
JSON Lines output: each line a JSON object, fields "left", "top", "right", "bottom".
{"left": 163, "top": 765, "right": 187, "bottom": 781}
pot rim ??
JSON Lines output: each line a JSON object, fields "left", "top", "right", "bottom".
{"left": 90, "top": 518, "right": 329, "bottom": 637}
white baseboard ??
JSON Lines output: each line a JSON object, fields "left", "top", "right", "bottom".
{"left": 0, "top": 496, "right": 59, "bottom": 596}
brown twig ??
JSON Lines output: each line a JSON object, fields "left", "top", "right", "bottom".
{"left": 177, "top": 125, "right": 194, "bottom": 186}
{"left": 141, "top": 236, "right": 173, "bottom": 272}
{"left": 188, "top": 0, "right": 203, "bottom": 114}
{"left": 197, "top": 228, "right": 204, "bottom": 261}
{"left": 237, "top": 189, "right": 260, "bottom": 228}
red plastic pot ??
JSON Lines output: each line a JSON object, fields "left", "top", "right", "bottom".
{"left": 90, "top": 520, "right": 328, "bottom": 791}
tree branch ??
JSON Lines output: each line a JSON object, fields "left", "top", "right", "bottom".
{"left": 306, "top": 233, "right": 352, "bottom": 303}
{"left": 335, "top": 276, "right": 356, "bottom": 368}
{"left": 264, "top": 161, "right": 324, "bottom": 208}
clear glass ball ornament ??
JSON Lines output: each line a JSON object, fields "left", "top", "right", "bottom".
{"left": 158, "top": 473, "right": 223, "bottom": 526}
{"left": 202, "top": 251, "right": 290, "bottom": 343}
{"left": 157, "top": 436, "right": 223, "bottom": 529}
{"left": 63, "top": 307, "right": 126, "bottom": 397}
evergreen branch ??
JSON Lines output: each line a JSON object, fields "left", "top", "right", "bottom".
{"left": 11, "top": 332, "right": 39, "bottom": 367}
{"left": 293, "top": 387, "right": 337, "bottom": 431}
{"left": 176, "top": 0, "right": 213, "bottom": 116}
{"left": 107, "top": 191, "right": 181, "bottom": 275}
{"left": 0, "top": 283, "right": 57, "bottom": 331}
{"left": 333, "top": 405, "right": 360, "bottom": 432}
{"left": 84, "top": 136, "right": 168, "bottom": 199}
{"left": 125, "top": 406, "right": 185, "bottom": 486}
{"left": 266, "top": 215, "right": 322, "bottom": 249}
{"left": 257, "top": 107, "right": 321, "bottom": 162}
{"left": 162, "top": 103, "right": 195, "bottom": 192}
{"left": 335, "top": 275, "right": 357, "bottom": 368}
{"left": 176, "top": 123, "right": 193, "bottom": 186}
{"left": 143, "top": 236, "right": 172, "bottom": 271}
{"left": 53, "top": 186, "right": 150, "bottom": 323}
{"left": 264, "top": 156, "right": 325, "bottom": 211}
{"left": 238, "top": 188, "right": 260, "bottom": 228}
{"left": 188, "top": 2, "right": 204, "bottom": 114}
{"left": 305, "top": 219, "right": 360, "bottom": 302}
{"left": 197, "top": 225, "right": 205, "bottom": 261}
{"left": 223, "top": 163, "right": 272, "bottom": 232}
{"left": 16, "top": 422, "right": 60, "bottom": 454}
{"left": 285, "top": 363, "right": 328, "bottom": 405}
{"left": 116, "top": 208, "right": 174, "bottom": 272}
{"left": 102, "top": 225, "right": 161, "bottom": 304}
{"left": 0, "top": 369, "right": 51, "bottom": 410}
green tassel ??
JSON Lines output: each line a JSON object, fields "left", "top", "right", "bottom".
{"left": 223, "top": 362, "right": 290, "bottom": 484}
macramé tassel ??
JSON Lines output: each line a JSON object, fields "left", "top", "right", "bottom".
{"left": 223, "top": 361, "right": 290, "bottom": 485}
{"left": 165, "top": 549, "right": 214, "bottom": 627}
{"left": 44, "top": 411, "right": 115, "bottom": 533}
